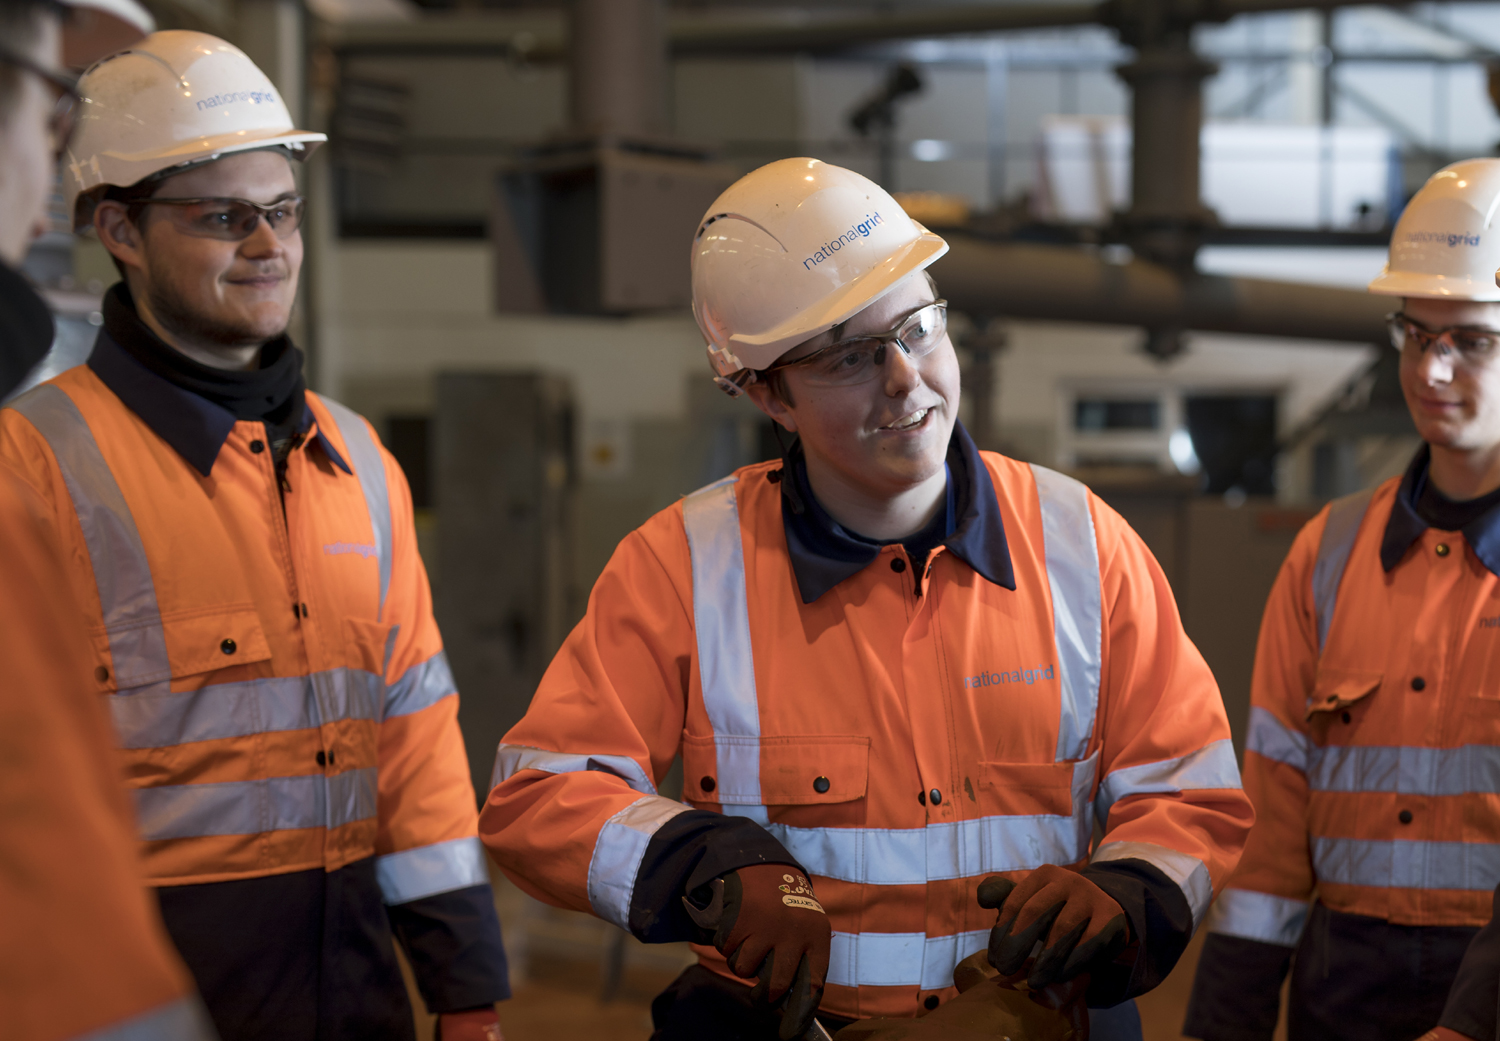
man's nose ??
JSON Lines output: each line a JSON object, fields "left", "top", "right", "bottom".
{"left": 240, "top": 217, "right": 284, "bottom": 257}
{"left": 1415, "top": 338, "right": 1457, "bottom": 383}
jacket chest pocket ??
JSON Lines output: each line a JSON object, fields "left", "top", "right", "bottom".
{"left": 92, "top": 605, "right": 273, "bottom": 693}
{"left": 683, "top": 735, "right": 870, "bottom": 806}
{"left": 1306, "top": 668, "right": 1381, "bottom": 742}
{"left": 978, "top": 760, "right": 1079, "bottom": 817}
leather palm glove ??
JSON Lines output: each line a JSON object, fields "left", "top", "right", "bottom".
{"left": 684, "top": 864, "right": 832, "bottom": 1040}
{"left": 832, "top": 952, "right": 1088, "bottom": 1041}
{"left": 436, "top": 1007, "right": 503, "bottom": 1041}
{"left": 979, "top": 865, "right": 1129, "bottom": 990}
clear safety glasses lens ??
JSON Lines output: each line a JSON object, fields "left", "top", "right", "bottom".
{"left": 798, "top": 302, "right": 949, "bottom": 388}
{"left": 138, "top": 196, "right": 307, "bottom": 242}
{"left": 1389, "top": 313, "right": 1500, "bottom": 366}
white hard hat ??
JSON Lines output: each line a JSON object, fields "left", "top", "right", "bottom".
{"left": 1369, "top": 158, "right": 1500, "bottom": 301}
{"left": 64, "top": 30, "right": 326, "bottom": 230}
{"left": 691, "top": 157, "right": 949, "bottom": 395}
{"left": 59, "top": 0, "right": 155, "bottom": 68}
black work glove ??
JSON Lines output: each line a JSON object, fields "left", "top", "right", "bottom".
{"left": 978, "top": 865, "right": 1129, "bottom": 990}
{"left": 684, "top": 864, "right": 832, "bottom": 1040}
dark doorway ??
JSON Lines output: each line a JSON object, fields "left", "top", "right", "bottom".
{"left": 1184, "top": 394, "right": 1278, "bottom": 496}
{"left": 386, "top": 415, "right": 432, "bottom": 509}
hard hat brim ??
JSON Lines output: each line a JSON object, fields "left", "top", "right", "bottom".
{"left": 109, "top": 127, "right": 328, "bottom": 174}
{"left": 1368, "top": 267, "right": 1500, "bottom": 302}
{"left": 732, "top": 227, "right": 950, "bottom": 366}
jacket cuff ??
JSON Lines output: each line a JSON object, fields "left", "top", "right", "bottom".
{"left": 386, "top": 884, "right": 511, "bottom": 1012}
{"left": 627, "top": 810, "right": 802, "bottom": 943}
{"left": 1079, "top": 858, "right": 1193, "bottom": 1006}
{"left": 1181, "top": 932, "right": 1294, "bottom": 1041}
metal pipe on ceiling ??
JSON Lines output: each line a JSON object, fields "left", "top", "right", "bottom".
{"left": 932, "top": 236, "right": 1389, "bottom": 344}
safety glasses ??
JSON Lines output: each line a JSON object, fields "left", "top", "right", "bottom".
{"left": 766, "top": 300, "right": 949, "bottom": 388}
{"left": 0, "top": 46, "right": 81, "bottom": 161}
{"left": 1388, "top": 311, "right": 1500, "bottom": 367}
{"left": 128, "top": 195, "right": 308, "bottom": 242}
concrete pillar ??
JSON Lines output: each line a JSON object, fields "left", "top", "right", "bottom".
{"left": 570, "top": 0, "right": 667, "bottom": 140}
{"left": 236, "top": 0, "right": 305, "bottom": 124}
{"left": 1115, "top": 41, "right": 1218, "bottom": 268}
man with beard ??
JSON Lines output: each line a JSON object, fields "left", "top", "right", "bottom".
{"left": 0, "top": 29, "right": 510, "bottom": 1041}
{"left": 0, "top": 2, "right": 216, "bottom": 1039}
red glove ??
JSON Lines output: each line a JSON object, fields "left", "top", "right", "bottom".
{"left": 1415, "top": 1030, "right": 1478, "bottom": 1041}
{"left": 979, "top": 865, "right": 1128, "bottom": 990}
{"left": 686, "top": 864, "right": 832, "bottom": 1040}
{"left": 436, "top": 1007, "right": 503, "bottom": 1041}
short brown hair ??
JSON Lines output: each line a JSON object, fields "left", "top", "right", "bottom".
{"left": 756, "top": 269, "right": 941, "bottom": 405}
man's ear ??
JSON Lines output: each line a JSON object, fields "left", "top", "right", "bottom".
{"left": 93, "top": 201, "right": 146, "bottom": 275}
{"left": 746, "top": 380, "right": 799, "bottom": 434}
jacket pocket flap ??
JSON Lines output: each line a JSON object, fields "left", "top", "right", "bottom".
{"left": 1308, "top": 668, "right": 1382, "bottom": 718}
{"left": 979, "top": 761, "right": 1077, "bottom": 816}
{"left": 682, "top": 735, "right": 870, "bottom": 805}
{"left": 162, "top": 606, "right": 273, "bottom": 679}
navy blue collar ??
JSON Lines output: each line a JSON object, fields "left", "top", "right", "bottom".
{"left": 1381, "top": 445, "right": 1500, "bottom": 576}
{"left": 781, "top": 420, "right": 1016, "bottom": 603}
{"left": 87, "top": 330, "right": 351, "bottom": 478}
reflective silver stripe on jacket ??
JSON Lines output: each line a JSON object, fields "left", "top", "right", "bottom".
{"left": 1094, "top": 739, "right": 1242, "bottom": 825}
{"left": 9, "top": 384, "right": 170, "bottom": 692}
{"left": 7, "top": 386, "right": 397, "bottom": 840}
{"left": 1029, "top": 464, "right": 1102, "bottom": 763}
{"left": 1312, "top": 488, "right": 1375, "bottom": 651}
{"left": 320, "top": 396, "right": 393, "bottom": 619}
{"left": 682, "top": 475, "right": 767, "bottom": 822}
{"left": 1307, "top": 743, "right": 1500, "bottom": 796}
{"left": 72, "top": 996, "right": 218, "bottom": 1041}
{"left": 492, "top": 743, "right": 659, "bottom": 797}
{"left": 386, "top": 650, "right": 457, "bottom": 718}
{"left": 1245, "top": 706, "right": 1309, "bottom": 773}
{"left": 588, "top": 796, "right": 690, "bottom": 929}
{"left": 827, "top": 929, "right": 991, "bottom": 990}
{"left": 1313, "top": 836, "right": 1500, "bottom": 891}
{"left": 761, "top": 754, "right": 1097, "bottom": 885}
{"left": 133, "top": 768, "right": 379, "bottom": 841}
{"left": 109, "top": 668, "right": 385, "bottom": 749}
{"left": 376, "top": 835, "right": 490, "bottom": 905}
{"left": 1204, "top": 887, "right": 1309, "bottom": 947}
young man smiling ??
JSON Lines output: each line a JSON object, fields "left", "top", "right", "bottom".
{"left": 483, "top": 158, "right": 1252, "bottom": 1040}
{"left": 1185, "top": 158, "right": 1500, "bottom": 1041}
{"left": 0, "top": 30, "right": 508, "bottom": 1041}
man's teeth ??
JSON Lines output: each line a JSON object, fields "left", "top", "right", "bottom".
{"left": 889, "top": 409, "right": 928, "bottom": 430}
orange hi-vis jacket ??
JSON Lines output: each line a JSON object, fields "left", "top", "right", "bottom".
{"left": 0, "top": 466, "right": 213, "bottom": 1041}
{"left": 0, "top": 321, "right": 507, "bottom": 1024}
{"left": 483, "top": 431, "right": 1252, "bottom": 1021}
{"left": 0, "top": 367, "right": 480, "bottom": 890}
{"left": 1208, "top": 457, "right": 1500, "bottom": 946}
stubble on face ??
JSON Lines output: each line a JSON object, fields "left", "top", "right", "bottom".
{"left": 144, "top": 257, "right": 289, "bottom": 348}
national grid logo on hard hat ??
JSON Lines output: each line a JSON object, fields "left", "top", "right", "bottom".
{"left": 1405, "top": 230, "right": 1483, "bottom": 248}
{"left": 194, "top": 88, "right": 279, "bottom": 112}
{"left": 802, "top": 211, "right": 886, "bottom": 271}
